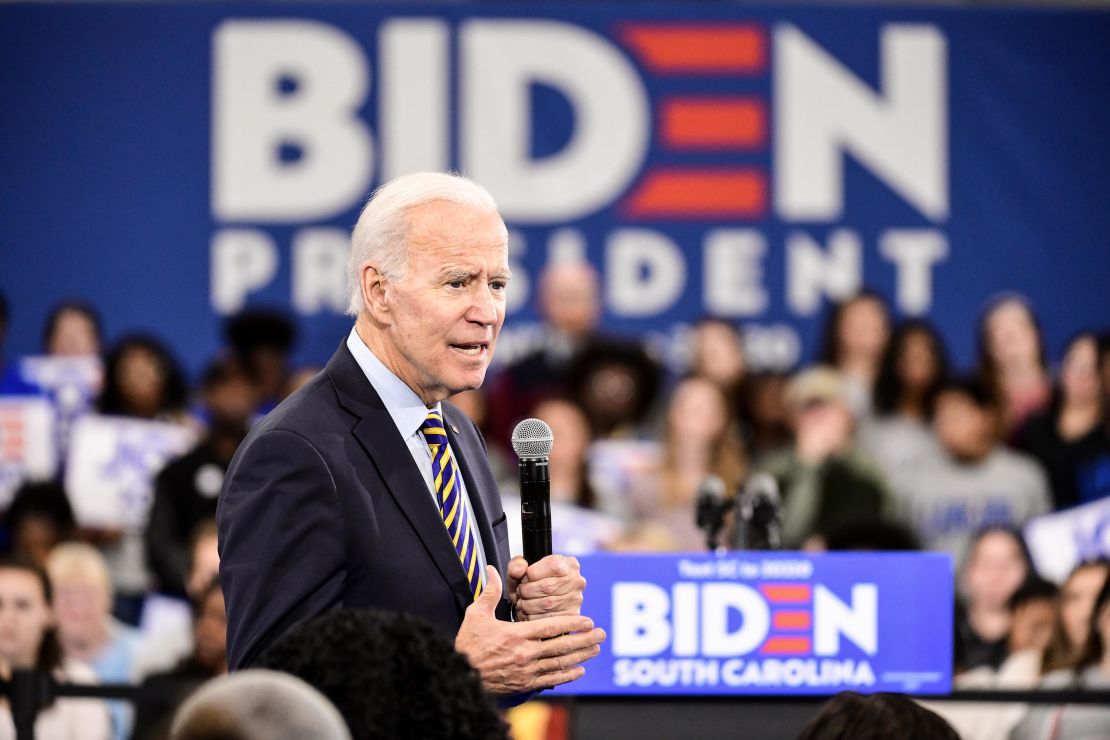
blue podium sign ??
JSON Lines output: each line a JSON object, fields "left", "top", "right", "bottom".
{"left": 556, "top": 552, "right": 953, "bottom": 696}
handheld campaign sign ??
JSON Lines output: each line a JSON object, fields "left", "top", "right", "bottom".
{"left": 0, "top": 396, "right": 57, "bottom": 508}
{"left": 1025, "top": 498, "right": 1110, "bottom": 584}
{"left": 556, "top": 552, "right": 953, "bottom": 696}
{"left": 66, "top": 414, "right": 196, "bottom": 530}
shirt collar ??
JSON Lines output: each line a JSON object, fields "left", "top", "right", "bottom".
{"left": 346, "top": 327, "right": 439, "bottom": 439}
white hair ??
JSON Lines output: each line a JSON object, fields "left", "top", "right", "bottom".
{"left": 346, "top": 171, "right": 499, "bottom": 317}
{"left": 170, "top": 670, "right": 351, "bottom": 740}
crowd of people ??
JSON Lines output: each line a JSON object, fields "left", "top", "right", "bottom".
{"left": 0, "top": 265, "right": 1107, "bottom": 739}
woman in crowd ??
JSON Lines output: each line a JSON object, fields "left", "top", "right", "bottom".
{"left": 1017, "top": 332, "right": 1110, "bottom": 509}
{"left": 96, "top": 334, "right": 188, "bottom": 423}
{"left": 1011, "top": 571, "right": 1110, "bottom": 739}
{"left": 688, "top": 317, "right": 746, "bottom": 410}
{"left": 818, "top": 291, "right": 892, "bottom": 418}
{"left": 42, "top": 301, "right": 102, "bottom": 358}
{"left": 859, "top": 319, "right": 950, "bottom": 501}
{"left": 46, "top": 543, "right": 142, "bottom": 740}
{"left": 0, "top": 558, "right": 110, "bottom": 739}
{"left": 740, "top": 371, "right": 793, "bottom": 463}
{"left": 531, "top": 397, "right": 597, "bottom": 511}
{"left": 976, "top": 295, "right": 1051, "bottom": 437}
{"left": 1041, "top": 559, "right": 1110, "bottom": 674}
{"left": 954, "top": 527, "right": 1033, "bottom": 673}
{"left": 636, "top": 376, "right": 746, "bottom": 550}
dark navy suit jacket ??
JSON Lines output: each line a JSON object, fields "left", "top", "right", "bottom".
{"left": 217, "top": 342, "right": 513, "bottom": 669}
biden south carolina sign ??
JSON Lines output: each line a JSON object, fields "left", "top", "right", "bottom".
{"left": 556, "top": 552, "right": 953, "bottom": 696}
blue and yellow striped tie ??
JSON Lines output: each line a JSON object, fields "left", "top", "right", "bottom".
{"left": 420, "top": 411, "right": 483, "bottom": 601}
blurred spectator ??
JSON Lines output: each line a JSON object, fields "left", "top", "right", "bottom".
{"left": 146, "top": 356, "right": 255, "bottom": 596}
{"left": 132, "top": 521, "right": 220, "bottom": 680}
{"left": 96, "top": 334, "right": 188, "bottom": 422}
{"left": 532, "top": 397, "right": 597, "bottom": 510}
{"left": 954, "top": 528, "right": 1032, "bottom": 673}
{"left": 170, "top": 670, "right": 351, "bottom": 740}
{"left": 634, "top": 377, "right": 746, "bottom": 550}
{"left": 224, "top": 309, "right": 297, "bottom": 415}
{"left": 132, "top": 577, "right": 227, "bottom": 740}
{"left": 1042, "top": 560, "right": 1110, "bottom": 674}
{"left": 818, "top": 291, "right": 892, "bottom": 418}
{"left": 256, "top": 609, "right": 509, "bottom": 740}
{"left": 759, "top": 367, "right": 893, "bottom": 549}
{"left": 688, "top": 317, "right": 746, "bottom": 408}
{"left": 567, "top": 338, "right": 662, "bottom": 440}
{"left": 795, "top": 691, "right": 959, "bottom": 740}
{"left": 740, "top": 371, "right": 793, "bottom": 462}
{"left": 1008, "top": 577, "right": 1059, "bottom": 656}
{"left": 489, "top": 261, "right": 602, "bottom": 450}
{"left": 0, "top": 557, "right": 110, "bottom": 739}
{"left": 977, "top": 295, "right": 1051, "bottom": 437}
{"left": 42, "top": 301, "right": 102, "bottom": 358}
{"left": 450, "top": 388, "right": 513, "bottom": 490}
{"left": 1011, "top": 573, "right": 1110, "bottom": 739}
{"left": 46, "top": 543, "right": 141, "bottom": 740}
{"left": 859, "top": 320, "right": 949, "bottom": 504}
{"left": 3, "top": 481, "right": 76, "bottom": 569}
{"left": 900, "top": 376, "right": 1050, "bottom": 561}
{"left": 1017, "top": 332, "right": 1110, "bottom": 508}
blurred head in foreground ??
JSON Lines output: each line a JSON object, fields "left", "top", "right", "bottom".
{"left": 795, "top": 691, "right": 959, "bottom": 740}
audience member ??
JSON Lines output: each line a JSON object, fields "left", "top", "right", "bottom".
{"left": 42, "top": 301, "right": 102, "bottom": 358}
{"left": 489, "top": 260, "right": 602, "bottom": 451}
{"left": 46, "top": 543, "right": 142, "bottom": 740}
{"left": 818, "top": 291, "right": 892, "bottom": 418}
{"left": 132, "top": 577, "right": 227, "bottom": 740}
{"left": 740, "top": 371, "right": 793, "bottom": 462}
{"left": 96, "top": 335, "right": 188, "bottom": 422}
{"left": 1011, "top": 573, "right": 1110, "bottom": 739}
{"left": 859, "top": 320, "right": 949, "bottom": 503}
{"left": 0, "top": 557, "right": 110, "bottom": 740}
{"left": 1042, "top": 559, "right": 1110, "bottom": 674}
{"left": 954, "top": 528, "right": 1033, "bottom": 673}
{"left": 567, "top": 338, "right": 662, "bottom": 440}
{"left": 255, "top": 609, "right": 509, "bottom": 740}
{"left": 3, "top": 481, "right": 77, "bottom": 569}
{"left": 901, "top": 376, "right": 1050, "bottom": 561}
{"left": 759, "top": 367, "right": 893, "bottom": 548}
{"left": 688, "top": 317, "right": 746, "bottom": 408}
{"left": 224, "top": 309, "right": 297, "bottom": 415}
{"left": 532, "top": 397, "right": 597, "bottom": 510}
{"left": 133, "top": 521, "right": 220, "bottom": 680}
{"left": 146, "top": 356, "right": 255, "bottom": 596}
{"left": 634, "top": 377, "right": 746, "bottom": 550}
{"left": 817, "top": 516, "right": 921, "bottom": 552}
{"left": 1008, "top": 577, "right": 1059, "bottom": 656}
{"left": 794, "top": 691, "right": 959, "bottom": 740}
{"left": 169, "top": 670, "right": 351, "bottom": 740}
{"left": 977, "top": 295, "right": 1051, "bottom": 437}
{"left": 1017, "top": 332, "right": 1110, "bottom": 508}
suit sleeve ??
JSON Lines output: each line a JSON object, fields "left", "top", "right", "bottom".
{"left": 217, "top": 429, "right": 346, "bottom": 669}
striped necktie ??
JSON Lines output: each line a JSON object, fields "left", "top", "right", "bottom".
{"left": 419, "top": 410, "right": 483, "bottom": 600}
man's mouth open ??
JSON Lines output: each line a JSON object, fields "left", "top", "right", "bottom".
{"left": 449, "top": 342, "right": 489, "bottom": 356}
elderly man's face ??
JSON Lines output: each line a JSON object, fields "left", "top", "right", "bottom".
{"left": 381, "top": 201, "right": 510, "bottom": 404}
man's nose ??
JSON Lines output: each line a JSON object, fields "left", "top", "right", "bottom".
{"left": 467, "top": 286, "right": 499, "bottom": 325}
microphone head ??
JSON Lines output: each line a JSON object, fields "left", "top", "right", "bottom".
{"left": 511, "top": 418, "right": 554, "bottom": 459}
{"left": 744, "top": 472, "right": 781, "bottom": 505}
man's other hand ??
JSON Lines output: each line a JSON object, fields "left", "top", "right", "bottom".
{"left": 455, "top": 566, "right": 605, "bottom": 695}
{"left": 507, "top": 554, "right": 586, "bottom": 621}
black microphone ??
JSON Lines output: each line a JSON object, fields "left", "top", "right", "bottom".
{"left": 695, "top": 475, "right": 728, "bottom": 551}
{"left": 511, "top": 418, "right": 554, "bottom": 564}
{"left": 734, "top": 473, "right": 783, "bottom": 551}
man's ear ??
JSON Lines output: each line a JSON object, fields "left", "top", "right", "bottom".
{"left": 361, "top": 262, "right": 390, "bottom": 319}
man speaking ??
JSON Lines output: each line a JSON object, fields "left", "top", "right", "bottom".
{"left": 217, "top": 172, "right": 605, "bottom": 696}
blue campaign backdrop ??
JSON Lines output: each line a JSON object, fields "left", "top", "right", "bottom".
{"left": 1, "top": 3, "right": 1109, "bottom": 378}
{"left": 552, "top": 552, "right": 954, "bottom": 696}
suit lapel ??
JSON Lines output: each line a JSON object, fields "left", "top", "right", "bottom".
{"left": 327, "top": 345, "right": 473, "bottom": 613}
